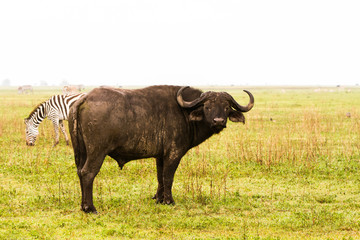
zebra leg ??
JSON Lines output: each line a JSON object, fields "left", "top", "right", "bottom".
{"left": 59, "top": 120, "right": 69, "bottom": 145}
{"left": 52, "top": 119, "right": 60, "bottom": 146}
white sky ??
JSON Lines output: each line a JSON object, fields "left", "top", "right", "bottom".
{"left": 0, "top": 0, "right": 359, "bottom": 86}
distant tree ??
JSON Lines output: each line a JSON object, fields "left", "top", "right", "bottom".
{"left": 1, "top": 79, "right": 10, "bottom": 86}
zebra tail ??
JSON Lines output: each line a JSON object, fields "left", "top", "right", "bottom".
{"left": 68, "top": 94, "right": 87, "bottom": 169}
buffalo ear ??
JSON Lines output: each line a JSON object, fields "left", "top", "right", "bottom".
{"left": 229, "top": 111, "right": 245, "bottom": 123}
{"left": 189, "top": 108, "right": 203, "bottom": 121}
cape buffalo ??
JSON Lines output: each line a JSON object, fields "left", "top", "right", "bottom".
{"left": 68, "top": 85, "right": 254, "bottom": 213}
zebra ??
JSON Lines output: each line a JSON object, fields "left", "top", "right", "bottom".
{"left": 18, "top": 85, "right": 33, "bottom": 94}
{"left": 63, "top": 85, "right": 84, "bottom": 94}
{"left": 24, "top": 93, "right": 86, "bottom": 146}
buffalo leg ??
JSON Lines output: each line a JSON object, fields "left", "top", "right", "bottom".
{"left": 78, "top": 154, "right": 105, "bottom": 213}
{"left": 77, "top": 168, "right": 85, "bottom": 210}
{"left": 153, "top": 157, "right": 165, "bottom": 203}
{"left": 162, "top": 154, "right": 183, "bottom": 205}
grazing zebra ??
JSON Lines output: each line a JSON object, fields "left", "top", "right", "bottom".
{"left": 18, "top": 85, "right": 33, "bottom": 94}
{"left": 63, "top": 85, "right": 84, "bottom": 94}
{"left": 24, "top": 93, "right": 86, "bottom": 146}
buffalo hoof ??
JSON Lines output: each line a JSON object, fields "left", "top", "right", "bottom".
{"left": 163, "top": 198, "right": 175, "bottom": 205}
{"left": 163, "top": 193, "right": 175, "bottom": 205}
{"left": 153, "top": 196, "right": 175, "bottom": 205}
{"left": 154, "top": 197, "right": 164, "bottom": 204}
{"left": 156, "top": 199, "right": 164, "bottom": 204}
{"left": 81, "top": 205, "right": 98, "bottom": 214}
{"left": 155, "top": 199, "right": 175, "bottom": 205}
{"left": 152, "top": 193, "right": 164, "bottom": 204}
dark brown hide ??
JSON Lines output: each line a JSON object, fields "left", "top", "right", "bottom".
{"left": 68, "top": 85, "right": 254, "bottom": 213}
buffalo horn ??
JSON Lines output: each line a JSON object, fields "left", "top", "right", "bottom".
{"left": 177, "top": 86, "right": 207, "bottom": 108}
{"left": 228, "top": 90, "right": 254, "bottom": 112}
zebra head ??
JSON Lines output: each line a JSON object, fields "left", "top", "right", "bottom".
{"left": 24, "top": 119, "right": 39, "bottom": 146}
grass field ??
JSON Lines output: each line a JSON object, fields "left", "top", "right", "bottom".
{"left": 1, "top": 86, "right": 360, "bottom": 239}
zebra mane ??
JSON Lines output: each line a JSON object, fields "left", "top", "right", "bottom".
{"left": 25, "top": 101, "right": 46, "bottom": 120}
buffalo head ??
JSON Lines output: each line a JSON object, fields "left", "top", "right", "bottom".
{"left": 177, "top": 86, "right": 254, "bottom": 133}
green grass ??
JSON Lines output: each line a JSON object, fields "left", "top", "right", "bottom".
{"left": 1, "top": 86, "right": 360, "bottom": 239}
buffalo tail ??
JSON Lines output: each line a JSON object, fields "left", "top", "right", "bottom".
{"left": 68, "top": 94, "right": 87, "bottom": 169}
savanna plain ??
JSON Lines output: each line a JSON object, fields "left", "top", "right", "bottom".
{"left": 1, "top": 86, "right": 360, "bottom": 239}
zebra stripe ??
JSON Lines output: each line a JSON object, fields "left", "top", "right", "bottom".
{"left": 24, "top": 93, "right": 86, "bottom": 146}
